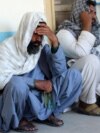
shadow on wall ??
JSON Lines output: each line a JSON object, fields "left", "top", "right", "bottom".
{"left": 0, "top": 32, "right": 15, "bottom": 42}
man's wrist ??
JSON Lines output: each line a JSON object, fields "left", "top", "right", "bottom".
{"left": 51, "top": 37, "right": 59, "bottom": 48}
{"left": 51, "top": 43, "right": 59, "bottom": 53}
{"left": 82, "top": 24, "right": 91, "bottom": 32}
{"left": 82, "top": 27, "right": 91, "bottom": 32}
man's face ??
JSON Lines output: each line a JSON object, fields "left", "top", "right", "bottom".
{"left": 89, "top": 4, "right": 96, "bottom": 24}
{"left": 27, "top": 32, "right": 43, "bottom": 55}
{"left": 27, "top": 22, "right": 46, "bottom": 55}
{"left": 31, "top": 32, "right": 43, "bottom": 46}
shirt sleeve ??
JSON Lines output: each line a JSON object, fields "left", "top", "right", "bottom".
{"left": 57, "top": 29, "right": 96, "bottom": 58}
{"left": 44, "top": 45, "right": 67, "bottom": 76}
{"left": 51, "top": 45, "right": 59, "bottom": 53}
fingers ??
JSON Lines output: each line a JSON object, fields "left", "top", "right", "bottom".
{"left": 80, "top": 11, "right": 92, "bottom": 31}
{"left": 46, "top": 80, "right": 52, "bottom": 93}
{"left": 80, "top": 11, "right": 92, "bottom": 22}
{"left": 36, "top": 28, "right": 49, "bottom": 35}
{"left": 35, "top": 26, "right": 51, "bottom": 36}
{"left": 35, "top": 23, "right": 52, "bottom": 36}
{"left": 80, "top": 11, "right": 96, "bottom": 20}
{"left": 35, "top": 80, "right": 52, "bottom": 93}
{"left": 35, "top": 24, "right": 58, "bottom": 46}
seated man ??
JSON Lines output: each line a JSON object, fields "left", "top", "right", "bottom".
{"left": 57, "top": 0, "right": 100, "bottom": 116}
{"left": 0, "top": 12, "right": 82, "bottom": 132}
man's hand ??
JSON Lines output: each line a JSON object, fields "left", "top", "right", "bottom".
{"left": 35, "top": 23, "right": 58, "bottom": 47}
{"left": 35, "top": 80, "right": 52, "bottom": 93}
{"left": 80, "top": 11, "right": 93, "bottom": 31}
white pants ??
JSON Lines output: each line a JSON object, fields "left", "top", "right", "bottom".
{"left": 71, "top": 54, "right": 100, "bottom": 104}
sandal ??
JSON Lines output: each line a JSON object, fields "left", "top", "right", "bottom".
{"left": 35, "top": 115, "right": 64, "bottom": 127}
{"left": 15, "top": 118, "right": 38, "bottom": 132}
{"left": 45, "top": 115, "right": 64, "bottom": 127}
{"left": 96, "top": 95, "right": 100, "bottom": 106}
{"left": 78, "top": 104, "right": 100, "bottom": 116}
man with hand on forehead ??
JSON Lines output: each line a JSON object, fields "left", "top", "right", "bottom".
{"left": 0, "top": 12, "right": 82, "bottom": 132}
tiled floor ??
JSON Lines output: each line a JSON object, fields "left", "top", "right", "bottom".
{"left": 8, "top": 111, "right": 100, "bottom": 133}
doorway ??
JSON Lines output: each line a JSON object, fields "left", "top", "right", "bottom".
{"left": 54, "top": 0, "right": 74, "bottom": 29}
{"left": 43, "top": 0, "right": 74, "bottom": 30}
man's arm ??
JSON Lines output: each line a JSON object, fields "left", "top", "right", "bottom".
{"left": 57, "top": 29, "right": 96, "bottom": 59}
{"left": 35, "top": 24, "right": 67, "bottom": 76}
{"left": 57, "top": 11, "right": 96, "bottom": 59}
{"left": 35, "top": 23, "right": 59, "bottom": 48}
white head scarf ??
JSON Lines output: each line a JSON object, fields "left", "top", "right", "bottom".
{"left": 0, "top": 12, "right": 48, "bottom": 90}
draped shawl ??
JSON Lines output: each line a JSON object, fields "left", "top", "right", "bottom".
{"left": 0, "top": 12, "right": 48, "bottom": 90}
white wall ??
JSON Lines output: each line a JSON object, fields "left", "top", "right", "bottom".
{"left": 96, "top": 6, "right": 100, "bottom": 22}
{"left": 0, "top": 0, "right": 44, "bottom": 32}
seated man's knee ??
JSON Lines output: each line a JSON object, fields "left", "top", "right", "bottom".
{"left": 69, "top": 68, "right": 82, "bottom": 83}
{"left": 5, "top": 76, "right": 29, "bottom": 97}
{"left": 85, "top": 54, "right": 99, "bottom": 62}
{"left": 84, "top": 54, "right": 100, "bottom": 71}
{"left": 73, "top": 54, "right": 100, "bottom": 73}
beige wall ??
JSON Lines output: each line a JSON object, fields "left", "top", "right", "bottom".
{"left": 43, "top": 0, "right": 55, "bottom": 31}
